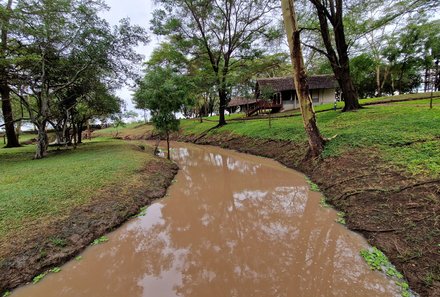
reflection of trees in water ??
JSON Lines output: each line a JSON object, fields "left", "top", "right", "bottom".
{"left": 130, "top": 147, "right": 399, "bottom": 297}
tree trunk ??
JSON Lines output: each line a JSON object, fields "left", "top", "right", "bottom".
{"left": 337, "top": 67, "right": 361, "bottom": 111}
{"left": 34, "top": 121, "right": 47, "bottom": 159}
{"left": 218, "top": 89, "right": 227, "bottom": 126}
{"left": 72, "top": 122, "right": 77, "bottom": 149}
{"left": 54, "top": 125, "right": 63, "bottom": 144}
{"left": 166, "top": 132, "right": 170, "bottom": 160}
{"left": 0, "top": 0, "right": 19, "bottom": 148}
{"left": 424, "top": 67, "right": 429, "bottom": 93}
{"left": 86, "top": 120, "right": 91, "bottom": 140}
{"left": 15, "top": 120, "right": 21, "bottom": 141}
{"left": 376, "top": 65, "right": 382, "bottom": 97}
{"left": 0, "top": 85, "right": 20, "bottom": 147}
{"left": 77, "top": 122, "right": 83, "bottom": 144}
{"left": 282, "top": 0, "right": 325, "bottom": 157}
{"left": 310, "top": 0, "right": 361, "bottom": 112}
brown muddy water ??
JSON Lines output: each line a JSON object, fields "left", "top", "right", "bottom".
{"left": 11, "top": 143, "right": 401, "bottom": 297}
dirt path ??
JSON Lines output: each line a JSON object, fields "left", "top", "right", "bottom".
{"left": 0, "top": 149, "right": 178, "bottom": 294}
{"left": 176, "top": 132, "right": 440, "bottom": 297}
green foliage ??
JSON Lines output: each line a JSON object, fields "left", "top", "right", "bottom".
{"left": 350, "top": 54, "right": 377, "bottom": 98}
{"left": 134, "top": 66, "right": 191, "bottom": 137}
{"left": 3, "top": 0, "right": 148, "bottom": 157}
{"left": 305, "top": 177, "right": 320, "bottom": 192}
{"left": 360, "top": 247, "right": 400, "bottom": 273}
{"left": 50, "top": 237, "right": 67, "bottom": 247}
{"left": 319, "top": 197, "right": 331, "bottom": 208}
{"left": 151, "top": 0, "right": 283, "bottom": 125}
{"left": 336, "top": 212, "right": 346, "bottom": 225}
{"left": 91, "top": 236, "right": 109, "bottom": 246}
{"left": 135, "top": 206, "right": 148, "bottom": 218}
{"left": 360, "top": 247, "right": 411, "bottom": 297}
{"left": 49, "top": 267, "right": 61, "bottom": 273}
{"left": 32, "top": 267, "right": 61, "bottom": 284}
{"left": 2, "top": 291, "right": 11, "bottom": 297}
{"left": 75, "top": 256, "right": 83, "bottom": 261}
{"left": 32, "top": 272, "right": 47, "bottom": 284}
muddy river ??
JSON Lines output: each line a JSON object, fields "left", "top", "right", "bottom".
{"left": 11, "top": 143, "right": 401, "bottom": 297}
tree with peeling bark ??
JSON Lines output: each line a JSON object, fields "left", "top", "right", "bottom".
{"left": 0, "top": 0, "right": 20, "bottom": 147}
{"left": 281, "top": 0, "right": 325, "bottom": 157}
{"left": 151, "top": 0, "right": 282, "bottom": 127}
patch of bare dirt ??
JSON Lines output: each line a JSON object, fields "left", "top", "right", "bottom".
{"left": 177, "top": 132, "right": 440, "bottom": 297}
{"left": 0, "top": 153, "right": 178, "bottom": 294}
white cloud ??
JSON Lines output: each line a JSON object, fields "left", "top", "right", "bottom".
{"left": 101, "top": 0, "right": 160, "bottom": 114}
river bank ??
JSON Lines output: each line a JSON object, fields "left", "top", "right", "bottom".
{"left": 174, "top": 132, "right": 439, "bottom": 297}
{"left": 9, "top": 142, "right": 403, "bottom": 297}
{"left": 0, "top": 140, "right": 178, "bottom": 294}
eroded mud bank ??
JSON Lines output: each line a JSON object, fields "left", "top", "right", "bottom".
{"left": 0, "top": 148, "right": 178, "bottom": 294}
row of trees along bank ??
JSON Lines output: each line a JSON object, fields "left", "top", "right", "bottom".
{"left": 134, "top": 0, "right": 438, "bottom": 157}
{"left": 0, "top": 0, "right": 148, "bottom": 158}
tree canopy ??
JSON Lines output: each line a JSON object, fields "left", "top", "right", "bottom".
{"left": 0, "top": 0, "right": 148, "bottom": 158}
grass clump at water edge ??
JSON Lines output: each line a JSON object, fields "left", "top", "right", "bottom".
{"left": 360, "top": 247, "right": 412, "bottom": 297}
{"left": 91, "top": 236, "right": 109, "bottom": 246}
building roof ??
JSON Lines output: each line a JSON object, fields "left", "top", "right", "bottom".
{"left": 227, "top": 97, "right": 258, "bottom": 107}
{"left": 256, "top": 74, "right": 338, "bottom": 92}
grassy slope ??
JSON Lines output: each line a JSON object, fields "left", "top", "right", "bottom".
{"left": 0, "top": 138, "right": 154, "bottom": 242}
{"left": 92, "top": 122, "right": 153, "bottom": 139}
{"left": 181, "top": 97, "right": 440, "bottom": 177}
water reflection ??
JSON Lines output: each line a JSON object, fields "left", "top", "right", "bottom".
{"left": 11, "top": 143, "right": 400, "bottom": 297}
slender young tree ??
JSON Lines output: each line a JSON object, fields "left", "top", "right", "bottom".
{"left": 281, "top": 0, "right": 325, "bottom": 157}
{"left": 134, "top": 66, "right": 193, "bottom": 160}
{"left": 0, "top": 0, "right": 20, "bottom": 147}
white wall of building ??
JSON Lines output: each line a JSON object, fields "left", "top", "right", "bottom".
{"left": 282, "top": 88, "right": 336, "bottom": 111}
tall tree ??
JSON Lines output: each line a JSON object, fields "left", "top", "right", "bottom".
{"left": 307, "top": 0, "right": 361, "bottom": 111}
{"left": 0, "top": 0, "right": 20, "bottom": 147}
{"left": 151, "top": 0, "right": 281, "bottom": 126}
{"left": 281, "top": 0, "right": 325, "bottom": 157}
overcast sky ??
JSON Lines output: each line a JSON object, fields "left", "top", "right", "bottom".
{"left": 101, "top": 0, "right": 159, "bottom": 114}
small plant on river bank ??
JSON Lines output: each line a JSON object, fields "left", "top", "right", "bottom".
{"left": 91, "top": 236, "right": 109, "bottom": 246}
{"left": 360, "top": 247, "right": 411, "bottom": 297}
{"left": 136, "top": 206, "right": 148, "bottom": 217}
{"left": 33, "top": 272, "right": 47, "bottom": 284}
{"left": 305, "top": 177, "right": 320, "bottom": 192}
{"left": 75, "top": 256, "right": 83, "bottom": 261}
{"left": 32, "top": 267, "right": 62, "bottom": 284}
{"left": 320, "top": 197, "right": 331, "bottom": 208}
{"left": 336, "top": 212, "right": 346, "bottom": 224}
{"left": 49, "top": 267, "right": 61, "bottom": 273}
{"left": 2, "top": 291, "right": 11, "bottom": 297}
{"left": 50, "top": 237, "right": 67, "bottom": 247}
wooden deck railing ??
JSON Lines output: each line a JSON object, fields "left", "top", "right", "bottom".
{"left": 246, "top": 100, "right": 283, "bottom": 116}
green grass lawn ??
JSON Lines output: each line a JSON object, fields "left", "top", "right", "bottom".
{"left": 0, "top": 138, "right": 154, "bottom": 241}
{"left": 272, "top": 92, "right": 440, "bottom": 117}
{"left": 93, "top": 122, "right": 153, "bottom": 138}
{"left": 181, "top": 99, "right": 440, "bottom": 177}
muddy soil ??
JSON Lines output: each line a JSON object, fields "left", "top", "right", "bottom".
{"left": 0, "top": 147, "right": 178, "bottom": 294}
{"left": 176, "top": 132, "right": 440, "bottom": 297}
